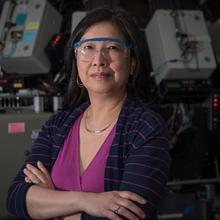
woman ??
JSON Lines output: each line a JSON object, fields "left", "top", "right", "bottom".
{"left": 7, "top": 8, "right": 170, "bottom": 220}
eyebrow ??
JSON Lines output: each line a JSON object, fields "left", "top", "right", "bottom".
{"left": 73, "top": 37, "right": 131, "bottom": 48}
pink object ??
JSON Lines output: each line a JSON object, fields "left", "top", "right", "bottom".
{"left": 52, "top": 114, "right": 116, "bottom": 192}
{"left": 8, "top": 122, "right": 25, "bottom": 134}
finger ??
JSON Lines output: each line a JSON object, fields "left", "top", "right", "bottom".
{"left": 26, "top": 164, "right": 46, "bottom": 183}
{"left": 106, "top": 210, "right": 122, "bottom": 220}
{"left": 37, "top": 161, "right": 49, "bottom": 175}
{"left": 118, "top": 199, "right": 145, "bottom": 219}
{"left": 37, "top": 161, "right": 51, "bottom": 182}
{"left": 25, "top": 176, "right": 32, "bottom": 183}
{"left": 23, "top": 168, "right": 40, "bottom": 184}
{"left": 119, "top": 191, "right": 146, "bottom": 204}
{"left": 114, "top": 206, "right": 139, "bottom": 220}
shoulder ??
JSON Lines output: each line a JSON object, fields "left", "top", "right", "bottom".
{"left": 42, "top": 102, "right": 89, "bottom": 129}
{"left": 118, "top": 97, "right": 170, "bottom": 152}
{"left": 122, "top": 96, "right": 166, "bottom": 132}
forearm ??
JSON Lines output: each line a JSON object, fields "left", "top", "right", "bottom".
{"left": 63, "top": 213, "right": 81, "bottom": 220}
{"left": 27, "top": 187, "right": 146, "bottom": 220}
{"left": 26, "top": 185, "right": 83, "bottom": 219}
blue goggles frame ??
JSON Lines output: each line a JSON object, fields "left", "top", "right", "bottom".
{"left": 73, "top": 37, "right": 131, "bottom": 48}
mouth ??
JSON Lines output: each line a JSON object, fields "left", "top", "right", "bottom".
{"left": 90, "top": 72, "right": 112, "bottom": 79}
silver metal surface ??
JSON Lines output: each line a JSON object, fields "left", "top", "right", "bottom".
{"left": 0, "top": 112, "right": 51, "bottom": 219}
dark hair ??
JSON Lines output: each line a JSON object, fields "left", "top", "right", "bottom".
{"left": 64, "top": 7, "right": 149, "bottom": 109}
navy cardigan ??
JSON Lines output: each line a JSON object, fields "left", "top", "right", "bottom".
{"left": 7, "top": 96, "right": 171, "bottom": 219}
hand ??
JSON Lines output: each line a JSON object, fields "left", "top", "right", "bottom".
{"left": 23, "top": 161, "right": 54, "bottom": 189}
{"left": 80, "top": 191, "right": 146, "bottom": 220}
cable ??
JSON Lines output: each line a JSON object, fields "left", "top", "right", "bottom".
{"left": 0, "top": 41, "right": 17, "bottom": 58}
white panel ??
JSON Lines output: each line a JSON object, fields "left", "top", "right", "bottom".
{"left": 145, "top": 9, "right": 217, "bottom": 85}
{"left": 0, "top": 0, "right": 62, "bottom": 74}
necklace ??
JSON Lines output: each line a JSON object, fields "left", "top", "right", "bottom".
{"left": 85, "top": 118, "right": 114, "bottom": 134}
{"left": 84, "top": 94, "right": 127, "bottom": 134}
{"left": 84, "top": 110, "right": 116, "bottom": 134}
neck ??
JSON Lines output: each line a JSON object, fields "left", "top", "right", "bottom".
{"left": 84, "top": 93, "right": 127, "bottom": 131}
{"left": 88, "top": 92, "right": 127, "bottom": 118}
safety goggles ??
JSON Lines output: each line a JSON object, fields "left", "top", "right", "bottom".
{"left": 73, "top": 38, "right": 131, "bottom": 62}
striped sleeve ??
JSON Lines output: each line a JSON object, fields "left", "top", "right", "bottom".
{"left": 119, "top": 118, "right": 170, "bottom": 219}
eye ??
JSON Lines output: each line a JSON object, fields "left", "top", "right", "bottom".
{"left": 106, "top": 45, "right": 123, "bottom": 52}
{"left": 81, "top": 43, "right": 95, "bottom": 51}
{"left": 108, "top": 45, "right": 118, "bottom": 50}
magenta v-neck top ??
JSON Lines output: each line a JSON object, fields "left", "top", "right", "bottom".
{"left": 51, "top": 113, "right": 116, "bottom": 192}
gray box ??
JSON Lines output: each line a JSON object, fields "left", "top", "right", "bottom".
{"left": 145, "top": 10, "right": 217, "bottom": 85}
{"left": 71, "top": 11, "right": 86, "bottom": 32}
{"left": 0, "top": 113, "right": 51, "bottom": 219}
{"left": 0, "top": 0, "right": 62, "bottom": 74}
{"left": 208, "top": 19, "right": 220, "bottom": 65}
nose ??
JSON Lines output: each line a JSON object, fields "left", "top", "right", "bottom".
{"left": 91, "top": 49, "right": 108, "bottom": 67}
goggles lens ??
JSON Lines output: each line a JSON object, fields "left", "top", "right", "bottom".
{"left": 74, "top": 38, "right": 131, "bottom": 61}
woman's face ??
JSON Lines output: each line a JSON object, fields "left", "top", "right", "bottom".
{"left": 75, "top": 21, "right": 135, "bottom": 96}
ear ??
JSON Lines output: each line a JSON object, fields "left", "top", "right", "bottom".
{"left": 130, "top": 58, "right": 136, "bottom": 75}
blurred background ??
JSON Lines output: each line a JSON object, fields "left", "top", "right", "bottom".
{"left": 0, "top": 0, "right": 220, "bottom": 219}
